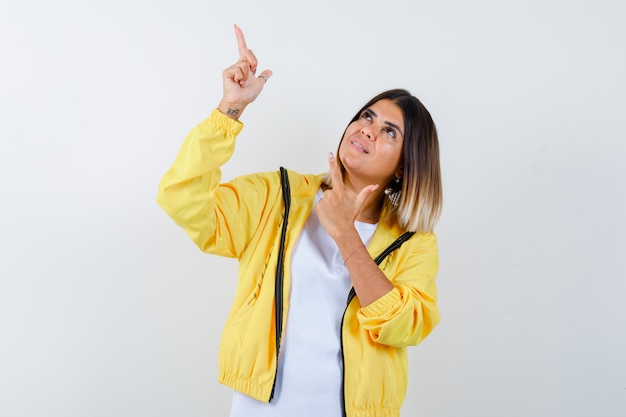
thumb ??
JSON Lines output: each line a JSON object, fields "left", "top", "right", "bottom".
{"left": 354, "top": 184, "right": 379, "bottom": 212}
{"left": 257, "top": 69, "right": 273, "bottom": 83}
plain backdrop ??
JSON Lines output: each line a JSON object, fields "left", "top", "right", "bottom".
{"left": 1, "top": 1, "right": 625, "bottom": 416}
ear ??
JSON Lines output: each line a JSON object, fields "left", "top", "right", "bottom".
{"left": 395, "top": 165, "right": 404, "bottom": 179}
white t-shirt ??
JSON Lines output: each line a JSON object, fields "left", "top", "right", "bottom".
{"left": 230, "top": 189, "right": 377, "bottom": 417}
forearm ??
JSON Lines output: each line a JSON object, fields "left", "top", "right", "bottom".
{"left": 337, "top": 228, "right": 394, "bottom": 307}
{"left": 157, "top": 109, "right": 242, "bottom": 246}
{"left": 355, "top": 233, "right": 441, "bottom": 347}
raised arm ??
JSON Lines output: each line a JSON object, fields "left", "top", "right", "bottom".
{"left": 217, "top": 24, "right": 272, "bottom": 120}
{"left": 157, "top": 25, "right": 273, "bottom": 256}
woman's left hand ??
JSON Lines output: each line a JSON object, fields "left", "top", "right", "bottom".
{"left": 316, "top": 153, "right": 379, "bottom": 242}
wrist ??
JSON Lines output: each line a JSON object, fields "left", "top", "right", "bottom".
{"left": 330, "top": 224, "right": 360, "bottom": 246}
{"left": 335, "top": 228, "right": 366, "bottom": 257}
{"left": 343, "top": 244, "right": 366, "bottom": 265}
{"left": 217, "top": 100, "right": 247, "bottom": 120}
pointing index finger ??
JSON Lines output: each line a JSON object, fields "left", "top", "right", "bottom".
{"left": 328, "top": 152, "right": 343, "bottom": 190}
{"left": 234, "top": 24, "right": 248, "bottom": 59}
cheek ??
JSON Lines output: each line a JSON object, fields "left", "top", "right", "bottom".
{"left": 344, "top": 121, "right": 360, "bottom": 137}
{"left": 382, "top": 144, "right": 404, "bottom": 169}
{"left": 337, "top": 139, "right": 348, "bottom": 161}
{"left": 339, "top": 123, "right": 359, "bottom": 149}
{"left": 337, "top": 130, "right": 352, "bottom": 156}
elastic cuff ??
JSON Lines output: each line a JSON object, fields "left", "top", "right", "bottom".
{"left": 206, "top": 108, "right": 244, "bottom": 136}
{"left": 359, "top": 287, "right": 402, "bottom": 317}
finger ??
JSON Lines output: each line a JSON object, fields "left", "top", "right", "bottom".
{"left": 238, "top": 63, "right": 250, "bottom": 84}
{"left": 256, "top": 69, "right": 273, "bottom": 83}
{"left": 328, "top": 152, "right": 343, "bottom": 190}
{"left": 223, "top": 64, "right": 247, "bottom": 84}
{"left": 234, "top": 24, "right": 248, "bottom": 59}
{"left": 234, "top": 25, "right": 258, "bottom": 74}
{"left": 354, "top": 184, "right": 379, "bottom": 211}
{"left": 243, "top": 48, "right": 258, "bottom": 74}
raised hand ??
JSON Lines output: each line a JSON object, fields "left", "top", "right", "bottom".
{"left": 315, "top": 152, "right": 380, "bottom": 241}
{"left": 218, "top": 25, "right": 272, "bottom": 120}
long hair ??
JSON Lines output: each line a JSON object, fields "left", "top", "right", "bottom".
{"left": 329, "top": 89, "right": 443, "bottom": 233}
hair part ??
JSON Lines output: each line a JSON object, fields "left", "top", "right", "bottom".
{"left": 326, "top": 89, "right": 443, "bottom": 233}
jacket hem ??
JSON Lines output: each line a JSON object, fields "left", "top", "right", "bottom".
{"left": 218, "top": 370, "right": 273, "bottom": 403}
{"left": 346, "top": 406, "right": 401, "bottom": 417}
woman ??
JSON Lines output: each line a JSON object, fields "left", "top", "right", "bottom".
{"left": 157, "top": 25, "right": 442, "bottom": 417}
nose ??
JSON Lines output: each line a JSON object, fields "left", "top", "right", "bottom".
{"left": 361, "top": 126, "right": 375, "bottom": 141}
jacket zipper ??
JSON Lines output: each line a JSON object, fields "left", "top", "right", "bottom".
{"left": 269, "top": 167, "right": 291, "bottom": 401}
{"left": 340, "top": 288, "right": 356, "bottom": 417}
{"left": 339, "top": 231, "right": 415, "bottom": 416}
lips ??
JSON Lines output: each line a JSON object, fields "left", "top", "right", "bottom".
{"left": 350, "top": 139, "right": 369, "bottom": 154}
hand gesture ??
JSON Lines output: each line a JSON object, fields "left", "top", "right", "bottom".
{"left": 315, "top": 153, "right": 380, "bottom": 241}
{"left": 218, "top": 25, "right": 272, "bottom": 119}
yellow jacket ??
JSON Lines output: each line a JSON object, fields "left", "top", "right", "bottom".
{"left": 157, "top": 109, "right": 441, "bottom": 417}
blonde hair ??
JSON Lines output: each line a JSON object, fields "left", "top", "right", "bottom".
{"left": 326, "top": 89, "right": 442, "bottom": 233}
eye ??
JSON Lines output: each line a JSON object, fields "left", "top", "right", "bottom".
{"left": 384, "top": 126, "right": 397, "bottom": 139}
{"left": 360, "top": 110, "right": 373, "bottom": 121}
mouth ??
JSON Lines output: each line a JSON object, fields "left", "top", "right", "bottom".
{"left": 350, "top": 140, "right": 369, "bottom": 154}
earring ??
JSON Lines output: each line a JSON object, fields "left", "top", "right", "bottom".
{"left": 385, "top": 177, "right": 402, "bottom": 205}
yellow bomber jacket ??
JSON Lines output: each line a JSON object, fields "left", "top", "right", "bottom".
{"left": 157, "top": 109, "right": 441, "bottom": 417}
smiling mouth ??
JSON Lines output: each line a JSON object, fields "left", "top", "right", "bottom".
{"left": 351, "top": 140, "right": 368, "bottom": 153}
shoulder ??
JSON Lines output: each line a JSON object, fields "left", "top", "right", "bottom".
{"left": 227, "top": 170, "right": 323, "bottom": 199}
{"left": 253, "top": 169, "right": 323, "bottom": 198}
{"left": 373, "top": 220, "right": 438, "bottom": 250}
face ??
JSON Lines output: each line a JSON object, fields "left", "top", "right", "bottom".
{"left": 338, "top": 99, "right": 404, "bottom": 187}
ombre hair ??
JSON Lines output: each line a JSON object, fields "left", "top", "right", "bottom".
{"left": 326, "top": 89, "right": 442, "bottom": 233}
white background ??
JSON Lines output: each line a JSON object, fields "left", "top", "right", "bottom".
{"left": 1, "top": 1, "right": 625, "bottom": 416}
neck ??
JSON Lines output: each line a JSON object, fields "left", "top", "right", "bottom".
{"left": 356, "top": 197, "right": 383, "bottom": 224}
{"left": 343, "top": 177, "right": 385, "bottom": 224}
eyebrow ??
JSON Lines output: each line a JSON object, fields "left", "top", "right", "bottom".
{"left": 366, "top": 108, "right": 404, "bottom": 137}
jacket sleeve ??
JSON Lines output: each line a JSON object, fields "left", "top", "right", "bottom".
{"left": 356, "top": 232, "right": 440, "bottom": 347}
{"left": 156, "top": 109, "right": 272, "bottom": 258}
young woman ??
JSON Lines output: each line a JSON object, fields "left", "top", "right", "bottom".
{"left": 157, "top": 25, "right": 442, "bottom": 417}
